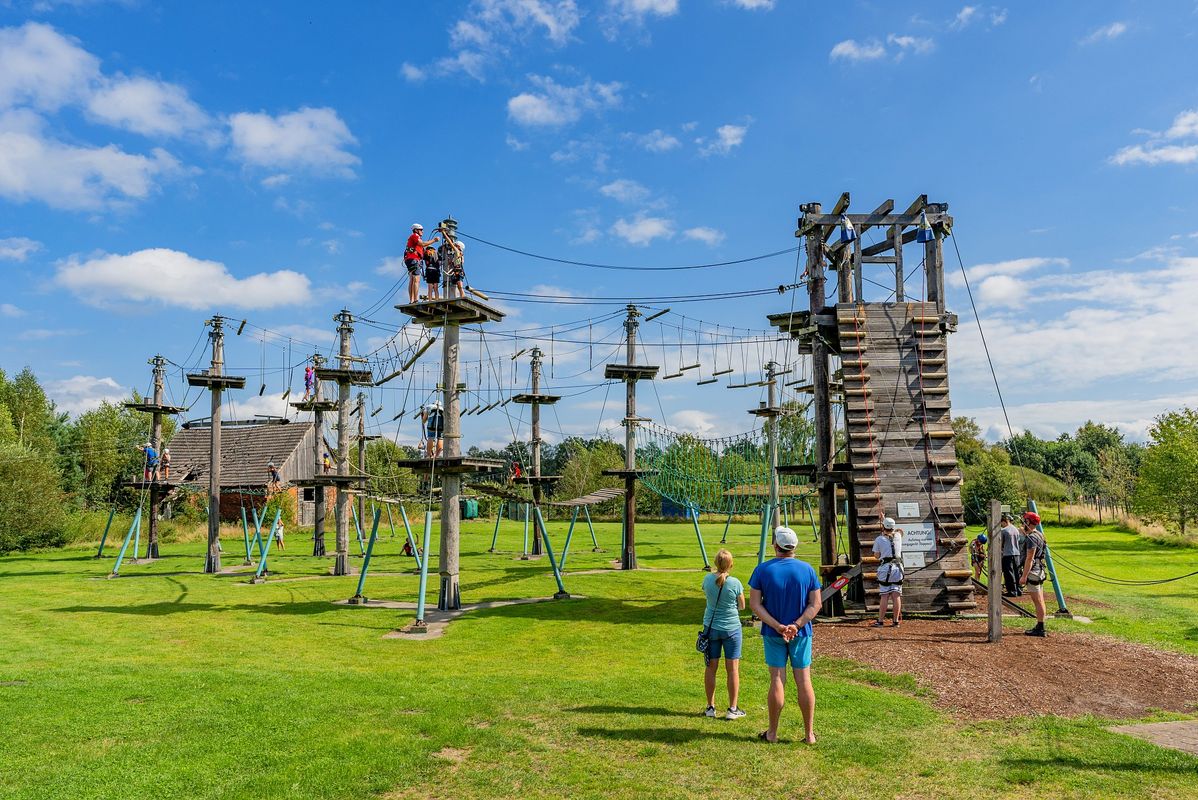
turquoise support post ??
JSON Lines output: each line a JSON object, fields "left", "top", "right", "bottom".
{"left": 94, "top": 506, "right": 117, "bottom": 558}
{"left": 489, "top": 503, "right": 504, "bottom": 552}
{"left": 414, "top": 511, "right": 434, "bottom": 626}
{"left": 349, "top": 507, "right": 383, "bottom": 603}
{"left": 352, "top": 506, "right": 365, "bottom": 555}
{"left": 533, "top": 506, "right": 570, "bottom": 599}
{"left": 251, "top": 509, "right": 283, "bottom": 581}
{"left": 1029, "top": 499, "right": 1071, "bottom": 617}
{"left": 690, "top": 503, "right": 711, "bottom": 570}
{"left": 384, "top": 503, "right": 396, "bottom": 541}
{"left": 583, "top": 505, "right": 599, "bottom": 550}
{"left": 757, "top": 502, "right": 770, "bottom": 564}
{"left": 782, "top": 501, "right": 789, "bottom": 527}
{"left": 132, "top": 508, "right": 141, "bottom": 561}
{"left": 559, "top": 507, "right": 580, "bottom": 570}
{"left": 399, "top": 503, "right": 419, "bottom": 567}
{"left": 521, "top": 503, "right": 530, "bottom": 558}
{"left": 110, "top": 506, "right": 143, "bottom": 576}
{"left": 250, "top": 507, "right": 265, "bottom": 558}
{"left": 240, "top": 507, "right": 252, "bottom": 563}
{"left": 720, "top": 510, "right": 733, "bottom": 544}
{"left": 804, "top": 496, "right": 818, "bottom": 542}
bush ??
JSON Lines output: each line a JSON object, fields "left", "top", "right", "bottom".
{"left": 263, "top": 490, "right": 296, "bottom": 528}
{"left": 961, "top": 456, "right": 1022, "bottom": 525}
{"left": 0, "top": 442, "right": 68, "bottom": 552}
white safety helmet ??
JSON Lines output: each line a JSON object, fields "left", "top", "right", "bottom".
{"left": 456, "top": 240, "right": 465, "bottom": 252}
{"left": 412, "top": 223, "right": 423, "bottom": 231}
{"left": 882, "top": 517, "right": 896, "bottom": 530}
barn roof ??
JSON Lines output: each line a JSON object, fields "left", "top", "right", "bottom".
{"left": 166, "top": 420, "right": 315, "bottom": 488}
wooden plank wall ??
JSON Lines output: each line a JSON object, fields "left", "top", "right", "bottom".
{"left": 836, "top": 302, "right": 975, "bottom": 614}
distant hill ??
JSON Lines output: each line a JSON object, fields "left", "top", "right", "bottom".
{"left": 962, "top": 463, "right": 1071, "bottom": 502}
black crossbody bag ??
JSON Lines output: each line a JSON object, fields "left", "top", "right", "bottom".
{"left": 696, "top": 582, "right": 726, "bottom": 665}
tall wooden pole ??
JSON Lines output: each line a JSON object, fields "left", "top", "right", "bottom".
{"left": 529, "top": 346, "right": 544, "bottom": 556}
{"left": 622, "top": 304, "right": 641, "bottom": 571}
{"left": 312, "top": 353, "right": 327, "bottom": 556}
{"left": 766, "top": 360, "right": 781, "bottom": 530}
{"left": 357, "top": 392, "right": 366, "bottom": 534}
{"left": 147, "top": 354, "right": 166, "bottom": 560}
{"left": 987, "top": 499, "right": 1002, "bottom": 642}
{"left": 805, "top": 206, "right": 838, "bottom": 570}
{"left": 333, "top": 311, "right": 353, "bottom": 576}
{"left": 439, "top": 221, "right": 464, "bottom": 610}
{"left": 204, "top": 318, "right": 226, "bottom": 574}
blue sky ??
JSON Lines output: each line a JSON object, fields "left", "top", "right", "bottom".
{"left": 1, "top": 0, "right": 1197, "bottom": 449}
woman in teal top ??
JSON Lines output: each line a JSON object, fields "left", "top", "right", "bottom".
{"left": 701, "top": 548, "right": 746, "bottom": 719}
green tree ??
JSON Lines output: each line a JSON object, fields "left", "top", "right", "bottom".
{"left": 0, "top": 441, "right": 68, "bottom": 552}
{"left": 364, "top": 439, "right": 420, "bottom": 499}
{"left": 1133, "top": 408, "right": 1198, "bottom": 534}
{"left": 952, "top": 416, "right": 986, "bottom": 466}
{"left": 0, "top": 367, "right": 58, "bottom": 456}
{"left": 1074, "top": 420, "right": 1124, "bottom": 460}
{"left": 1098, "top": 446, "right": 1136, "bottom": 515}
{"left": 555, "top": 439, "right": 623, "bottom": 516}
{"left": 961, "top": 454, "right": 1022, "bottom": 525}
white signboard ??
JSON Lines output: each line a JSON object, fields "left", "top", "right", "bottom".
{"left": 902, "top": 550, "right": 926, "bottom": 569}
{"left": 901, "top": 522, "right": 936, "bottom": 553}
{"left": 896, "top": 502, "right": 921, "bottom": 519}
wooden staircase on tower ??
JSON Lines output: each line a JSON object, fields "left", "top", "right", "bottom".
{"left": 837, "top": 302, "right": 975, "bottom": 614}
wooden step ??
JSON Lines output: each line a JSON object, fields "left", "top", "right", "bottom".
{"left": 840, "top": 330, "right": 867, "bottom": 338}
{"left": 938, "top": 537, "right": 967, "bottom": 547}
{"left": 936, "top": 522, "right": 967, "bottom": 532}
{"left": 928, "top": 457, "right": 958, "bottom": 467}
{"left": 919, "top": 357, "right": 947, "bottom": 366}
{"left": 857, "top": 523, "right": 885, "bottom": 532}
{"left": 946, "top": 584, "right": 974, "bottom": 593}
{"left": 910, "top": 315, "right": 940, "bottom": 323}
{"left": 943, "top": 569, "right": 972, "bottom": 579}
{"left": 841, "top": 359, "right": 869, "bottom": 368}
{"left": 844, "top": 388, "right": 872, "bottom": 396}
{"left": 921, "top": 371, "right": 948, "bottom": 379}
{"left": 930, "top": 474, "right": 962, "bottom": 484}
{"left": 927, "top": 430, "right": 954, "bottom": 439}
{"left": 853, "top": 475, "right": 880, "bottom": 485}
{"left": 855, "top": 492, "right": 881, "bottom": 501}
{"left": 850, "top": 447, "right": 876, "bottom": 456}
{"left": 920, "top": 386, "right": 950, "bottom": 395}
{"left": 841, "top": 372, "right": 871, "bottom": 383}
{"left": 948, "top": 601, "right": 977, "bottom": 611}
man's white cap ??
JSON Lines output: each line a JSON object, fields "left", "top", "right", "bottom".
{"left": 773, "top": 526, "right": 798, "bottom": 551}
{"left": 882, "top": 517, "right": 896, "bottom": 530}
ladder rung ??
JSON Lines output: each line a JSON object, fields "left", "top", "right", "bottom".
{"left": 844, "top": 388, "right": 872, "bottom": 396}
{"left": 926, "top": 430, "right": 954, "bottom": 439}
{"left": 920, "top": 357, "right": 947, "bottom": 366}
{"left": 910, "top": 315, "right": 940, "bottom": 323}
{"left": 841, "top": 359, "right": 869, "bottom": 368}
{"left": 937, "top": 521, "right": 966, "bottom": 530}
{"left": 928, "top": 457, "right": 958, "bottom": 467}
{"left": 930, "top": 474, "right": 962, "bottom": 484}
{"left": 841, "top": 373, "right": 871, "bottom": 382}
{"left": 943, "top": 569, "right": 972, "bottom": 579}
{"left": 920, "top": 387, "right": 950, "bottom": 395}
{"left": 921, "top": 371, "right": 948, "bottom": 379}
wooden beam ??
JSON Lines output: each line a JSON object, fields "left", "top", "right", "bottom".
{"left": 820, "top": 192, "right": 851, "bottom": 242}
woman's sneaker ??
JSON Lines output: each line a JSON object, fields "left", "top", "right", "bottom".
{"left": 726, "top": 707, "right": 746, "bottom": 720}
{"left": 703, "top": 705, "right": 716, "bottom": 718}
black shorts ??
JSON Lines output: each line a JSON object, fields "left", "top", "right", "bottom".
{"left": 404, "top": 258, "right": 422, "bottom": 276}
{"left": 425, "top": 268, "right": 441, "bottom": 284}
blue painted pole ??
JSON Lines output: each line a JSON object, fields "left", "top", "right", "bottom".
{"left": 1029, "top": 499, "right": 1070, "bottom": 617}
{"left": 489, "top": 503, "right": 504, "bottom": 552}
{"left": 534, "top": 506, "right": 569, "bottom": 599}
{"left": 252, "top": 509, "right": 283, "bottom": 580}
{"left": 584, "top": 505, "right": 598, "bottom": 550}
{"left": 240, "top": 507, "right": 252, "bottom": 563}
{"left": 384, "top": 502, "right": 396, "bottom": 540}
{"left": 720, "top": 510, "right": 733, "bottom": 544}
{"left": 352, "top": 506, "right": 365, "bottom": 554}
{"left": 94, "top": 506, "right": 117, "bottom": 558}
{"left": 757, "top": 502, "right": 770, "bottom": 564}
{"left": 399, "top": 503, "right": 419, "bottom": 567}
{"left": 132, "top": 508, "right": 141, "bottom": 561}
{"left": 521, "top": 503, "right": 530, "bottom": 558}
{"left": 110, "top": 506, "right": 143, "bottom": 576}
{"left": 250, "top": 507, "right": 265, "bottom": 558}
{"left": 690, "top": 504, "right": 711, "bottom": 571}
{"left": 414, "top": 510, "right": 433, "bottom": 626}
{"left": 559, "top": 507, "right": 580, "bottom": 570}
{"left": 350, "top": 507, "right": 383, "bottom": 603}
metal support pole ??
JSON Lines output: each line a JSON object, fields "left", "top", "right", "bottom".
{"left": 399, "top": 503, "right": 418, "bottom": 567}
{"left": 690, "top": 504, "right": 711, "bottom": 571}
{"left": 349, "top": 507, "right": 383, "bottom": 604}
{"left": 414, "top": 510, "right": 434, "bottom": 628}
{"left": 521, "top": 503, "right": 530, "bottom": 559}
{"left": 987, "top": 499, "right": 1002, "bottom": 642}
{"left": 560, "top": 506, "right": 579, "bottom": 570}
{"left": 489, "top": 503, "right": 504, "bottom": 552}
{"left": 757, "top": 501, "right": 770, "bottom": 564}
{"left": 352, "top": 505, "right": 365, "bottom": 555}
{"left": 622, "top": 304, "right": 641, "bottom": 570}
{"left": 147, "top": 354, "right": 167, "bottom": 560}
{"left": 1029, "top": 499, "right": 1071, "bottom": 617}
{"left": 333, "top": 310, "right": 354, "bottom": 576}
{"left": 94, "top": 506, "right": 117, "bottom": 558}
{"left": 584, "top": 505, "right": 598, "bottom": 550}
{"left": 766, "top": 361, "right": 781, "bottom": 530}
{"left": 720, "top": 510, "right": 732, "bottom": 544}
{"left": 250, "top": 509, "right": 283, "bottom": 582}
{"left": 132, "top": 511, "right": 141, "bottom": 561}
{"left": 109, "top": 506, "right": 143, "bottom": 576}
{"left": 357, "top": 393, "right": 367, "bottom": 537}
{"left": 240, "top": 507, "right": 252, "bottom": 564}
{"left": 533, "top": 506, "right": 569, "bottom": 600}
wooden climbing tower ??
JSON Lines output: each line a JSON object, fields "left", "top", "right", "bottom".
{"left": 770, "top": 194, "right": 975, "bottom": 614}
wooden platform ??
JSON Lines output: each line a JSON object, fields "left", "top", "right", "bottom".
{"left": 396, "top": 297, "right": 505, "bottom": 327}
{"left": 290, "top": 399, "right": 339, "bottom": 412}
{"left": 395, "top": 456, "right": 505, "bottom": 475}
{"left": 510, "top": 393, "right": 561, "bottom": 405}
{"left": 186, "top": 372, "right": 247, "bottom": 389}
{"left": 123, "top": 402, "right": 186, "bottom": 415}
{"left": 291, "top": 475, "right": 367, "bottom": 487}
{"left": 836, "top": 302, "right": 973, "bottom": 614}
{"left": 121, "top": 479, "right": 184, "bottom": 490}
{"left": 603, "top": 364, "right": 659, "bottom": 381}
{"left": 315, "top": 367, "right": 373, "bottom": 386}
{"left": 601, "top": 468, "right": 660, "bottom": 478}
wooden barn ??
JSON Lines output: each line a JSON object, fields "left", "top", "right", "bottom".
{"left": 165, "top": 418, "right": 331, "bottom": 524}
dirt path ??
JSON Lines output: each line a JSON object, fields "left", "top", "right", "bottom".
{"left": 816, "top": 618, "right": 1198, "bottom": 719}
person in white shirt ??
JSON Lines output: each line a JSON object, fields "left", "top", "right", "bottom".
{"left": 871, "top": 517, "right": 904, "bottom": 628}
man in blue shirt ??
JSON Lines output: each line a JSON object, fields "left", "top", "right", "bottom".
{"left": 749, "top": 526, "right": 822, "bottom": 745}
{"left": 137, "top": 442, "right": 159, "bottom": 481}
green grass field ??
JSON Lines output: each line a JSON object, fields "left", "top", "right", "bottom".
{"left": 1, "top": 517, "right": 1196, "bottom": 799}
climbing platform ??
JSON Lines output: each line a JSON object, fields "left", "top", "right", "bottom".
{"left": 836, "top": 302, "right": 974, "bottom": 614}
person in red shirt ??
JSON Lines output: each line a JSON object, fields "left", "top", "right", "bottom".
{"left": 404, "top": 223, "right": 440, "bottom": 303}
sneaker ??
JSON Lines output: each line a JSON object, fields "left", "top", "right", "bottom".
{"left": 869, "top": 620, "right": 885, "bottom": 628}
{"left": 726, "top": 707, "right": 746, "bottom": 720}
{"left": 892, "top": 620, "right": 901, "bottom": 627}
{"left": 703, "top": 705, "right": 716, "bottom": 718}
{"left": 1025, "top": 624, "right": 1046, "bottom": 637}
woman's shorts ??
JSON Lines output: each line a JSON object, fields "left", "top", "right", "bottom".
{"left": 404, "top": 258, "right": 422, "bottom": 276}
{"left": 705, "top": 628, "right": 742, "bottom": 660}
{"left": 425, "top": 268, "right": 442, "bottom": 284}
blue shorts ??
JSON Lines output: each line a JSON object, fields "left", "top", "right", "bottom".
{"left": 763, "top": 634, "right": 813, "bottom": 669}
{"left": 705, "top": 628, "right": 743, "bottom": 660}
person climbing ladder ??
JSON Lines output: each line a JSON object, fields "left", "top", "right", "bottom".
{"left": 303, "top": 363, "right": 315, "bottom": 400}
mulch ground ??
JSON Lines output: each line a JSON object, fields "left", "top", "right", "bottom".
{"left": 815, "top": 618, "right": 1198, "bottom": 720}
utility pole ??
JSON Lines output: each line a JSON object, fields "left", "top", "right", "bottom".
{"left": 333, "top": 310, "right": 353, "bottom": 576}
{"left": 766, "top": 361, "right": 781, "bottom": 529}
{"left": 529, "top": 347, "right": 545, "bottom": 556}
{"left": 187, "top": 317, "right": 245, "bottom": 574}
{"left": 124, "top": 355, "right": 182, "bottom": 561}
{"left": 312, "top": 354, "right": 328, "bottom": 556}
{"left": 804, "top": 205, "right": 838, "bottom": 571}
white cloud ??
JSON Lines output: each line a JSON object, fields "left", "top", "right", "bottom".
{"left": 697, "top": 123, "right": 748, "bottom": 156}
{"left": 1164, "top": 110, "right": 1198, "bottom": 140}
{"left": 399, "top": 62, "right": 426, "bottom": 83}
{"left": 1111, "top": 143, "right": 1198, "bottom": 166}
{"left": 260, "top": 173, "right": 290, "bottom": 188}
{"left": 683, "top": 226, "right": 725, "bottom": 246}
{"left": 505, "top": 133, "right": 529, "bottom": 151}
{"left": 728, "top": 0, "right": 774, "bottom": 9}
{"left": 507, "top": 75, "right": 622, "bottom": 127}
{"left": 0, "top": 236, "right": 42, "bottom": 261}
{"left": 321, "top": 239, "right": 341, "bottom": 255}
{"left": 950, "top": 5, "right": 980, "bottom": 29}
{"left": 0, "top": 22, "right": 98, "bottom": 112}
{"left": 19, "top": 327, "right": 80, "bottom": 341}
{"left": 376, "top": 256, "right": 407, "bottom": 276}
{"left": 86, "top": 75, "right": 211, "bottom": 138}
{"left": 1081, "top": 21, "right": 1127, "bottom": 44}
{"left": 947, "top": 256, "right": 1069, "bottom": 288}
{"left": 228, "top": 106, "right": 359, "bottom": 177}
{"left": 55, "top": 248, "right": 312, "bottom": 310}
{"left": 612, "top": 214, "right": 674, "bottom": 246}
{"left": 629, "top": 128, "right": 680, "bottom": 152}
{"left": 599, "top": 178, "right": 650, "bottom": 203}
{"left": 45, "top": 375, "right": 127, "bottom": 416}
{"left": 829, "top": 38, "right": 886, "bottom": 62}
{"left": 961, "top": 395, "right": 1198, "bottom": 444}
{"left": 0, "top": 110, "right": 181, "bottom": 210}
{"left": 0, "top": 303, "right": 24, "bottom": 317}
{"left": 567, "top": 208, "right": 602, "bottom": 244}
{"left": 887, "top": 33, "right": 934, "bottom": 56}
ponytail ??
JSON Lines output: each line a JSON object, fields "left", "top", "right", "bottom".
{"left": 714, "top": 548, "right": 733, "bottom": 588}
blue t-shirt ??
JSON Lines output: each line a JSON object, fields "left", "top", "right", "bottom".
{"left": 748, "top": 557, "right": 821, "bottom": 639}
{"left": 701, "top": 573, "right": 743, "bottom": 632}
{"left": 143, "top": 446, "right": 158, "bottom": 465}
